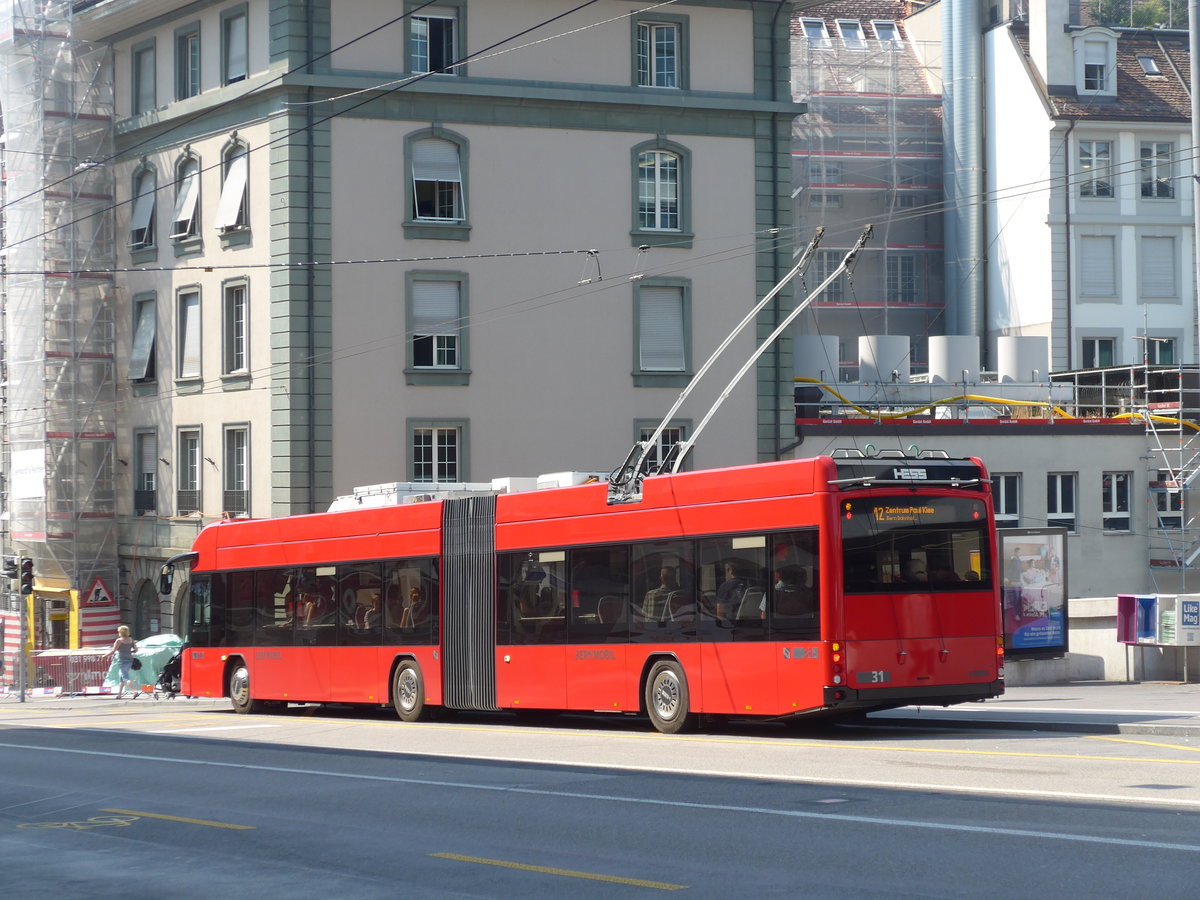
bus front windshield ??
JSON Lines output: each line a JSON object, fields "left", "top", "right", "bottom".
{"left": 840, "top": 495, "right": 992, "bottom": 593}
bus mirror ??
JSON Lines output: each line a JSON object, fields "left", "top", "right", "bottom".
{"left": 159, "top": 564, "right": 174, "bottom": 595}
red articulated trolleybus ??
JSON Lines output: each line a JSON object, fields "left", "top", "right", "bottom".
{"left": 161, "top": 451, "right": 1004, "bottom": 733}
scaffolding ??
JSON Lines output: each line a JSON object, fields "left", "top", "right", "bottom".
{"left": 0, "top": 0, "right": 116, "bottom": 649}
{"left": 791, "top": 15, "right": 944, "bottom": 376}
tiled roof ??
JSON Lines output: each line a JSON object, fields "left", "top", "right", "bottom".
{"left": 1012, "top": 23, "right": 1191, "bottom": 121}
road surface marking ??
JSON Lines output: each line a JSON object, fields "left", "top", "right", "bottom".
{"left": 101, "top": 808, "right": 254, "bottom": 830}
{"left": 1088, "top": 735, "right": 1200, "bottom": 753}
{"left": 4, "top": 741, "right": 1200, "bottom": 850}
{"left": 431, "top": 852, "right": 685, "bottom": 890}
{"left": 18, "top": 815, "right": 137, "bottom": 831}
{"left": 149, "top": 724, "right": 280, "bottom": 734}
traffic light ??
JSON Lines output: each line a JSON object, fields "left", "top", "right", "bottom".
{"left": 19, "top": 557, "right": 33, "bottom": 596}
{"left": 2, "top": 556, "right": 16, "bottom": 579}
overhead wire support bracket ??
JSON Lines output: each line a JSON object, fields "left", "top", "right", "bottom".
{"left": 608, "top": 226, "right": 846, "bottom": 504}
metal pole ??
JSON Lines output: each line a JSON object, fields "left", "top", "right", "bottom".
{"left": 16, "top": 593, "right": 27, "bottom": 702}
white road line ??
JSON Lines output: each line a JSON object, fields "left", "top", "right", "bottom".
{"left": 149, "top": 724, "right": 280, "bottom": 734}
{"left": 1, "top": 739, "right": 1199, "bottom": 853}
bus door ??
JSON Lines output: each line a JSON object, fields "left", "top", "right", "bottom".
{"left": 697, "top": 537, "right": 779, "bottom": 716}
{"left": 495, "top": 550, "right": 567, "bottom": 711}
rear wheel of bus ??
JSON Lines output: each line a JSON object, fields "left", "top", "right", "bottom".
{"left": 645, "top": 659, "right": 696, "bottom": 734}
{"left": 392, "top": 660, "right": 425, "bottom": 722}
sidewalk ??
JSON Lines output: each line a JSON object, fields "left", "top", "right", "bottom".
{"left": 869, "top": 681, "right": 1200, "bottom": 736}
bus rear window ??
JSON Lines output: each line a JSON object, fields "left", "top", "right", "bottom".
{"left": 840, "top": 496, "right": 991, "bottom": 592}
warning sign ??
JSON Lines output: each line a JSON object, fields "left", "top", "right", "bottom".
{"left": 84, "top": 577, "right": 114, "bottom": 606}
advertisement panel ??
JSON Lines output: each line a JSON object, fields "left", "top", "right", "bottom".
{"left": 1000, "top": 528, "right": 1068, "bottom": 660}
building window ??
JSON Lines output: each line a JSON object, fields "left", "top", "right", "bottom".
{"left": 134, "top": 431, "right": 158, "bottom": 515}
{"left": 129, "top": 168, "right": 156, "bottom": 249}
{"left": 412, "top": 424, "right": 461, "bottom": 483}
{"left": 801, "top": 18, "right": 832, "bottom": 49}
{"left": 1154, "top": 470, "right": 1183, "bottom": 528}
{"left": 223, "top": 281, "right": 247, "bottom": 374}
{"left": 1146, "top": 337, "right": 1176, "bottom": 365}
{"left": 1083, "top": 41, "right": 1108, "bottom": 92}
{"left": 1082, "top": 337, "right": 1115, "bottom": 368}
{"left": 1140, "top": 142, "right": 1174, "bottom": 198}
{"left": 1138, "top": 55, "right": 1162, "bottom": 76}
{"left": 132, "top": 41, "right": 155, "bottom": 114}
{"left": 177, "top": 288, "right": 201, "bottom": 379}
{"left": 837, "top": 20, "right": 866, "bottom": 50}
{"left": 1047, "top": 473, "right": 1077, "bottom": 532}
{"left": 809, "top": 161, "right": 841, "bottom": 184}
{"left": 635, "top": 20, "right": 683, "bottom": 87}
{"left": 215, "top": 143, "right": 248, "bottom": 232}
{"left": 810, "top": 192, "right": 842, "bottom": 208}
{"left": 1079, "top": 235, "right": 1116, "bottom": 297}
{"left": 1140, "top": 235, "right": 1177, "bottom": 298}
{"left": 886, "top": 254, "right": 918, "bottom": 303}
{"left": 992, "top": 474, "right": 1020, "bottom": 529}
{"left": 411, "top": 137, "right": 463, "bottom": 221}
{"left": 176, "top": 24, "right": 200, "bottom": 100}
{"left": 411, "top": 11, "right": 457, "bottom": 74}
{"left": 637, "top": 150, "right": 679, "bottom": 230}
{"left": 129, "top": 296, "right": 157, "bottom": 382}
{"left": 872, "top": 20, "right": 901, "bottom": 46}
{"left": 223, "top": 426, "right": 249, "bottom": 516}
{"left": 1079, "top": 141, "right": 1113, "bottom": 197}
{"left": 177, "top": 428, "right": 201, "bottom": 515}
{"left": 812, "top": 250, "right": 845, "bottom": 303}
{"left": 638, "top": 422, "right": 690, "bottom": 474}
{"left": 1102, "top": 472, "right": 1131, "bottom": 532}
{"left": 171, "top": 156, "right": 200, "bottom": 240}
{"left": 222, "top": 7, "right": 248, "bottom": 85}
{"left": 635, "top": 280, "right": 690, "bottom": 386}
{"left": 411, "top": 279, "right": 460, "bottom": 369}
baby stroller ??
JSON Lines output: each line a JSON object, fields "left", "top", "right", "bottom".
{"left": 155, "top": 650, "right": 183, "bottom": 699}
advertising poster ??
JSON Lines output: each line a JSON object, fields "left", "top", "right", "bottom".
{"left": 1000, "top": 528, "right": 1068, "bottom": 659}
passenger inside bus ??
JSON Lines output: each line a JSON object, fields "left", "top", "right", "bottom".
{"left": 641, "top": 567, "right": 679, "bottom": 621}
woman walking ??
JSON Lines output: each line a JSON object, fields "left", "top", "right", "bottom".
{"left": 110, "top": 625, "right": 139, "bottom": 699}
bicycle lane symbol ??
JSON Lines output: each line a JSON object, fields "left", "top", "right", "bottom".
{"left": 18, "top": 815, "right": 139, "bottom": 831}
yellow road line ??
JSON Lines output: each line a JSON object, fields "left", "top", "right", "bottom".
{"left": 1087, "top": 735, "right": 1200, "bottom": 753}
{"left": 100, "top": 808, "right": 254, "bottom": 830}
{"left": 431, "top": 852, "right": 686, "bottom": 890}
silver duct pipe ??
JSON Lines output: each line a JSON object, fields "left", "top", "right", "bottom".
{"left": 942, "top": 0, "right": 986, "bottom": 349}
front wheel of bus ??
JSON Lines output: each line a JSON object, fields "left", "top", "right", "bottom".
{"left": 645, "top": 660, "right": 696, "bottom": 734}
{"left": 393, "top": 661, "right": 425, "bottom": 722}
{"left": 229, "top": 662, "right": 260, "bottom": 714}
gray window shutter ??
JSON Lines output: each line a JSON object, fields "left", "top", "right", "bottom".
{"left": 1141, "top": 236, "right": 1176, "bottom": 297}
{"left": 413, "top": 281, "right": 460, "bottom": 335}
{"left": 1079, "top": 236, "right": 1115, "bottom": 296}
{"left": 412, "top": 139, "right": 461, "bottom": 182}
{"left": 639, "top": 286, "right": 685, "bottom": 371}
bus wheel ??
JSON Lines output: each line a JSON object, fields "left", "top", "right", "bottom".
{"left": 645, "top": 660, "right": 696, "bottom": 734}
{"left": 229, "top": 662, "right": 260, "bottom": 714}
{"left": 393, "top": 661, "right": 425, "bottom": 722}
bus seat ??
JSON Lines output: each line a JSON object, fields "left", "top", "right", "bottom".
{"left": 737, "top": 589, "right": 764, "bottom": 621}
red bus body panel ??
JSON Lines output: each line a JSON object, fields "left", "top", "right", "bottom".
{"left": 181, "top": 455, "right": 1002, "bottom": 721}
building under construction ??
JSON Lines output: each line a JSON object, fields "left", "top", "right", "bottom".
{"left": 0, "top": 0, "right": 119, "bottom": 660}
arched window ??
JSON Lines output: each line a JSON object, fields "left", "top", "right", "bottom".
{"left": 411, "top": 137, "right": 463, "bottom": 221}
{"left": 215, "top": 142, "right": 249, "bottom": 231}
{"left": 172, "top": 155, "right": 200, "bottom": 240}
{"left": 130, "top": 167, "right": 156, "bottom": 249}
{"left": 631, "top": 139, "right": 692, "bottom": 247}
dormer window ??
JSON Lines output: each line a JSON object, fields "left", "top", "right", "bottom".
{"left": 837, "top": 20, "right": 866, "bottom": 50}
{"left": 801, "top": 19, "right": 832, "bottom": 50}
{"left": 1076, "top": 33, "right": 1117, "bottom": 96}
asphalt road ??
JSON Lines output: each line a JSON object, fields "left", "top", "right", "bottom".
{"left": 2, "top": 700, "right": 1197, "bottom": 898}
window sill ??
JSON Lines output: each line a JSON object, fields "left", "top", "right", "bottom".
{"left": 633, "top": 371, "right": 691, "bottom": 388}
{"left": 403, "top": 220, "right": 471, "bottom": 242}
{"left": 405, "top": 368, "right": 471, "bottom": 386}
{"left": 221, "top": 371, "right": 252, "bottom": 391}
{"left": 174, "top": 377, "right": 204, "bottom": 395}
{"left": 173, "top": 235, "right": 203, "bottom": 257}
{"left": 130, "top": 247, "right": 158, "bottom": 265}
{"left": 630, "top": 230, "right": 693, "bottom": 249}
{"left": 219, "top": 227, "right": 252, "bottom": 249}
{"left": 130, "top": 379, "right": 159, "bottom": 397}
